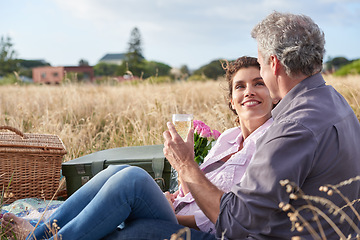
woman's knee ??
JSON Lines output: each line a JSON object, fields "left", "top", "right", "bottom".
{"left": 103, "top": 166, "right": 151, "bottom": 191}
{"left": 106, "top": 164, "right": 131, "bottom": 173}
{"left": 119, "top": 166, "right": 151, "bottom": 183}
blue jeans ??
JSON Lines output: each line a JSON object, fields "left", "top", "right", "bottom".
{"left": 103, "top": 218, "right": 217, "bottom": 240}
{"left": 27, "top": 165, "right": 179, "bottom": 240}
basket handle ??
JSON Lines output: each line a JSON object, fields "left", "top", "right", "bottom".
{"left": 0, "top": 126, "right": 27, "bottom": 139}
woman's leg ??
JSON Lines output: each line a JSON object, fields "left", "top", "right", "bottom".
{"left": 48, "top": 166, "right": 176, "bottom": 240}
{"left": 104, "top": 219, "right": 217, "bottom": 240}
{"left": 28, "top": 164, "right": 132, "bottom": 240}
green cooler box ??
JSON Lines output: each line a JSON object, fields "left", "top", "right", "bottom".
{"left": 62, "top": 145, "right": 171, "bottom": 196}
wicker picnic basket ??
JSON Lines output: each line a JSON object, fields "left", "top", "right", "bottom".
{"left": 0, "top": 126, "right": 67, "bottom": 203}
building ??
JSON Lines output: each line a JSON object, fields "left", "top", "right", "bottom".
{"left": 98, "top": 53, "right": 126, "bottom": 65}
{"left": 32, "top": 66, "right": 95, "bottom": 84}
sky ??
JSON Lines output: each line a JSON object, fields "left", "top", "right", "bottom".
{"left": 1, "top": 0, "right": 360, "bottom": 70}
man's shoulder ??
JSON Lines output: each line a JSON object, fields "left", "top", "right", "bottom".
{"left": 274, "top": 84, "right": 355, "bottom": 135}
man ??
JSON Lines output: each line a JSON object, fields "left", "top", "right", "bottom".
{"left": 106, "top": 11, "right": 360, "bottom": 239}
{"left": 213, "top": 11, "right": 360, "bottom": 239}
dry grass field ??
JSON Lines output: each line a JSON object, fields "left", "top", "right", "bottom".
{"left": 0, "top": 75, "right": 359, "bottom": 239}
{"left": 0, "top": 79, "right": 234, "bottom": 162}
{"left": 1, "top": 75, "right": 359, "bottom": 163}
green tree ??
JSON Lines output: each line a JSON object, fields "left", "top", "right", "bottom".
{"left": 115, "top": 64, "right": 127, "bottom": 76}
{"left": 0, "top": 35, "right": 19, "bottom": 76}
{"left": 79, "top": 59, "right": 89, "bottom": 66}
{"left": 124, "top": 27, "right": 145, "bottom": 77}
{"left": 334, "top": 59, "right": 360, "bottom": 76}
{"left": 18, "top": 59, "right": 50, "bottom": 68}
{"left": 180, "top": 65, "right": 190, "bottom": 76}
{"left": 17, "top": 59, "right": 50, "bottom": 78}
{"left": 142, "top": 61, "right": 171, "bottom": 78}
{"left": 193, "top": 59, "right": 226, "bottom": 80}
{"left": 93, "top": 62, "right": 118, "bottom": 76}
{"left": 325, "top": 57, "right": 350, "bottom": 72}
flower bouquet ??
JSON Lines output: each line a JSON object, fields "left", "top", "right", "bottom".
{"left": 193, "top": 120, "right": 221, "bottom": 165}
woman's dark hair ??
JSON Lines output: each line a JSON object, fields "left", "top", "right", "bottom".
{"left": 222, "top": 56, "right": 260, "bottom": 124}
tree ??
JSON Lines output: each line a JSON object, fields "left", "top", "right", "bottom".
{"left": 79, "top": 59, "right": 89, "bottom": 66}
{"left": 18, "top": 59, "right": 50, "bottom": 69}
{"left": 126, "top": 27, "right": 144, "bottom": 60}
{"left": 0, "top": 35, "right": 19, "bottom": 76}
{"left": 18, "top": 59, "right": 50, "bottom": 78}
{"left": 124, "top": 27, "right": 145, "bottom": 77}
{"left": 334, "top": 59, "right": 360, "bottom": 76}
{"left": 324, "top": 57, "right": 350, "bottom": 72}
{"left": 142, "top": 61, "right": 171, "bottom": 78}
{"left": 193, "top": 59, "right": 226, "bottom": 80}
{"left": 180, "top": 64, "right": 190, "bottom": 79}
{"left": 93, "top": 62, "right": 118, "bottom": 76}
{"left": 180, "top": 65, "right": 190, "bottom": 76}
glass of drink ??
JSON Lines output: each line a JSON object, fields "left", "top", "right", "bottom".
{"left": 172, "top": 114, "right": 193, "bottom": 140}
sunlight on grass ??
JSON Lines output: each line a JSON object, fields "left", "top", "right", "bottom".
{"left": 0, "top": 75, "right": 359, "bottom": 239}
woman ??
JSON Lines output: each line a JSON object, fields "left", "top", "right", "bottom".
{"left": 167, "top": 56, "right": 276, "bottom": 234}
{"left": 1, "top": 56, "right": 277, "bottom": 240}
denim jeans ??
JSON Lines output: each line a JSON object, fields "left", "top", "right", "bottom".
{"left": 103, "top": 218, "right": 217, "bottom": 240}
{"left": 27, "top": 165, "right": 178, "bottom": 240}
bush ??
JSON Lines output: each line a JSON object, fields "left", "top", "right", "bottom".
{"left": 187, "top": 74, "right": 210, "bottom": 82}
{"left": 0, "top": 74, "right": 23, "bottom": 85}
{"left": 94, "top": 62, "right": 119, "bottom": 76}
{"left": 142, "top": 61, "right": 171, "bottom": 79}
{"left": 334, "top": 59, "right": 360, "bottom": 76}
{"left": 144, "top": 76, "right": 173, "bottom": 84}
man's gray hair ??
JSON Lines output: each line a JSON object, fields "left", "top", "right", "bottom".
{"left": 251, "top": 11, "right": 325, "bottom": 77}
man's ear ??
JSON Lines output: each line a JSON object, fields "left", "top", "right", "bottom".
{"left": 270, "top": 55, "right": 280, "bottom": 75}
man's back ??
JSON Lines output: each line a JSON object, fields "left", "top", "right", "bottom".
{"left": 216, "top": 73, "right": 360, "bottom": 239}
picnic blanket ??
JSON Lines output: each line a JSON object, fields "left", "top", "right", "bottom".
{"left": 1, "top": 198, "right": 63, "bottom": 226}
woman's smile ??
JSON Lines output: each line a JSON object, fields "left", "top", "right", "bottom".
{"left": 241, "top": 100, "right": 261, "bottom": 107}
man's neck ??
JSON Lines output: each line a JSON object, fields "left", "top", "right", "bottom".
{"left": 278, "top": 73, "right": 310, "bottom": 98}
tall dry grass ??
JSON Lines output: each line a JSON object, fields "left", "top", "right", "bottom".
{"left": 325, "top": 75, "right": 360, "bottom": 120}
{"left": 0, "top": 75, "right": 359, "bottom": 240}
{"left": 0, "top": 80, "right": 234, "bottom": 162}
{"left": 0, "top": 75, "right": 359, "bottom": 163}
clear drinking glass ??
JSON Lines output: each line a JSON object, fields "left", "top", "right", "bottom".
{"left": 169, "top": 113, "right": 193, "bottom": 193}
{"left": 172, "top": 114, "right": 193, "bottom": 140}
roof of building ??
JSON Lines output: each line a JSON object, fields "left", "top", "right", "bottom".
{"left": 99, "top": 53, "right": 126, "bottom": 61}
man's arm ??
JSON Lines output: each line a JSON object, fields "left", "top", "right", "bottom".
{"left": 163, "top": 122, "right": 224, "bottom": 224}
{"left": 215, "top": 122, "right": 318, "bottom": 239}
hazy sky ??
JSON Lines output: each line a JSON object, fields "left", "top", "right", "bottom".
{"left": 1, "top": 0, "right": 359, "bottom": 69}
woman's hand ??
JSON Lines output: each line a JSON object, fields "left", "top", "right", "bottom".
{"left": 163, "top": 122, "right": 197, "bottom": 174}
{"left": 164, "top": 122, "right": 223, "bottom": 224}
{"left": 164, "top": 191, "right": 176, "bottom": 203}
{"left": 164, "top": 191, "right": 176, "bottom": 212}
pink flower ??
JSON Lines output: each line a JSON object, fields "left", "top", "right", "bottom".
{"left": 193, "top": 120, "right": 206, "bottom": 135}
{"left": 212, "top": 130, "right": 221, "bottom": 140}
{"left": 193, "top": 119, "right": 222, "bottom": 165}
{"left": 199, "top": 124, "right": 212, "bottom": 138}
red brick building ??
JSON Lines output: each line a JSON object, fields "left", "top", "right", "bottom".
{"left": 32, "top": 66, "right": 95, "bottom": 84}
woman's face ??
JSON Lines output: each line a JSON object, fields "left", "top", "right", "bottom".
{"left": 231, "top": 66, "right": 274, "bottom": 124}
